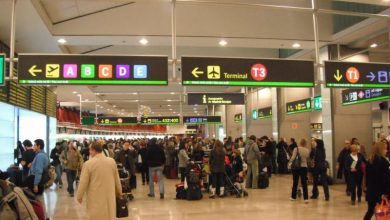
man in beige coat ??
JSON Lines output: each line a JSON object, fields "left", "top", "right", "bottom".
{"left": 76, "top": 142, "right": 122, "bottom": 220}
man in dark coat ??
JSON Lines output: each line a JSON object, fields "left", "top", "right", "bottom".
{"left": 115, "top": 141, "right": 136, "bottom": 189}
{"left": 336, "top": 140, "right": 351, "bottom": 195}
{"left": 276, "top": 137, "right": 289, "bottom": 174}
{"left": 146, "top": 138, "right": 166, "bottom": 199}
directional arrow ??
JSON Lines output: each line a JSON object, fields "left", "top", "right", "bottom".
{"left": 334, "top": 70, "right": 343, "bottom": 82}
{"left": 191, "top": 67, "right": 204, "bottom": 78}
{"left": 28, "top": 65, "right": 42, "bottom": 77}
{"left": 366, "top": 72, "right": 375, "bottom": 82}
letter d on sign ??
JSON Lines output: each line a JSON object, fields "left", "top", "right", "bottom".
{"left": 116, "top": 65, "right": 130, "bottom": 79}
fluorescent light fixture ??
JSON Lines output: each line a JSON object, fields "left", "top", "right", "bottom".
{"left": 370, "top": 43, "right": 378, "bottom": 48}
{"left": 139, "top": 38, "right": 148, "bottom": 45}
{"left": 219, "top": 40, "right": 227, "bottom": 46}
{"left": 292, "top": 43, "right": 301, "bottom": 48}
{"left": 57, "top": 38, "right": 67, "bottom": 44}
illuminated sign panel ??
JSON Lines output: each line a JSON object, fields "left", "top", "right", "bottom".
{"left": 182, "top": 57, "right": 314, "bottom": 87}
{"left": 187, "top": 93, "right": 245, "bottom": 105}
{"left": 141, "top": 117, "right": 180, "bottom": 125}
{"left": 234, "top": 113, "right": 242, "bottom": 123}
{"left": 286, "top": 98, "right": 312, "bottom": 114}
{"left": 258, "top": 107, "right": 272, "bottom": 119}
{"left": 325, "top": 61, "right": 390, "bottom": 88}
{"left": 0, "top": 54, "right": 4, "bottom": 85}
{"left": 313, "top": 96, "right": 322, "bottom": 111}
{"left": 98, "top": 117, "right": 138, "bottom": 125}
{"left": 18, "top": 54, "right": 168, "bottom": 85}
{"left": 183, "top": 116, "right": 221, "bottom": 124}
{"left": 342, "top": 88, "right": 389, "bottom": 105}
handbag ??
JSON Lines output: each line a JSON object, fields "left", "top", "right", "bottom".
{"left": 116, "top": 196, "right": 129, "bottom": 218}
{"left": 291, "top": 147, "right": 302, "bottom": 171}
{"left": 375, "top": 198, "right": 390, "bottom": 220}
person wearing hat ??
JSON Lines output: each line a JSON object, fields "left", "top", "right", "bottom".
{"left": 243, "top": 135, "right": 261, "bottom": 189}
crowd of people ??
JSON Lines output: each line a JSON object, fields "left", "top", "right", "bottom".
{"left": 1, "top": 133, "right": 390, "bottom": 220}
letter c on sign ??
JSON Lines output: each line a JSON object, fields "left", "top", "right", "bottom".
{"left": 102, "top": 67, "right": 109, "bottom": 76}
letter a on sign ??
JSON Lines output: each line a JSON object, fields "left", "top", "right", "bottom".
{"left": 63, "top": 64, "right": 78, "bottom": 78}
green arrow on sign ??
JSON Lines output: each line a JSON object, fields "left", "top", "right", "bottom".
{"left": 334, "top": 70, "right": 343, "bottom": 82}
{"left": 192, "top": 67, "right": 204, "bottom": 78}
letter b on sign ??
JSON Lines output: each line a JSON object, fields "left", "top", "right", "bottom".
{"left": 251, "top": 64, "right": 267, "bottom": 81}
{"left": 81, "top": 64, "right": 95, "bottom": 78}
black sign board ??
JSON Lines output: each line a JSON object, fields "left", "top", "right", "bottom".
{"left": 325, "top": 61, "right": 390, "bottom": 88}
{"left": 182, "top": 57, "right": 314, "bottom": 87}
{"left": 18, "top": 54, "right": 168, "bottom": 85}
{"left": 187, "top": 93, "right": 245, "bottom": 105}
{"left": 141, "top": 116, "right": 180, "bottom": 125}
{"left": 234, "top": 113, "right": 243, "bottom": 123}
{"left": 183, "top": 116, "right": 222, "bottom": 124}
{"left": 341, "top": 88, "right": 389, "bottom": 105}
{"left": 98, "top": 117, "right": 138, "bottom": 125}
{"left": 286, "top": 98, "right": 312, "bottom": 114}
{"left": 311, "top": 123, "right": 323, "bottom": 130}
{"left": 258, "top": 107, "right": 272, "bottom": 119}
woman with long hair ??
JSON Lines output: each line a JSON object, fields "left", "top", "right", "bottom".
{"left": 209, "top": 140, "right": 226, "bottom": 198}
{"left": 364, "top": 142, "right": 390, "bottom": 220}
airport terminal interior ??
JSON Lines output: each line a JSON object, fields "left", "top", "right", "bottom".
{"left": 0, "top": 0, "right": 390, "bottom": 219}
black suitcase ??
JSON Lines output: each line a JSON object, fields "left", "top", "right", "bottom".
{"left": 258, "top": 172, "right": 269, "bottom": 189}
{"left": 186, "top": 184, "right": 202, "bottom": 200}
{"left": 116, "top": 196, "right": 129, "bottom": 218}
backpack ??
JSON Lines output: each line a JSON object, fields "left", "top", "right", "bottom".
{"left": 0, "top": 183, "right": 39, "bottom": 220}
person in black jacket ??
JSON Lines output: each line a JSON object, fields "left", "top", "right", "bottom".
{"left": 115, "top": 141, "right": 136, "bottom": 189}
{"left": 50, "top": 142, "right": 63, "bottom": 188}
{"left": 288, "top": 138, "right": 298, "bottom": 157}
{"left": 138, "top": 140, "right": 149, "bottom": 185}
{"left": 310, "top": 138, "right": 330, "bottom": 201}
{"left": 276, "top": 137, "right": 289, "bottom": 174}
{"left": 260, "top": 136, "right": 274, "bottom": 178}
{"left": 364, "top": 142, "right": 390, "bottom": 220}
{"left": 209, "top": 140, "right": 226, "bottom": 199}
{"left": 344, "top": 144, "right": 365, "bottom": 205}
{"left": 146, "top": 138, "right": 166, "bottom": 199}
{"left": 336, "top": 140, "right": 351, "bottom": 195}
{"left": 14, "top": 141, "right": 25, "bottom": 166}
{"left": 192, "top": 143, "right": 205, "bottom": 162}
{"left": 20, "top": 139, "right": 35, "bottom": 181}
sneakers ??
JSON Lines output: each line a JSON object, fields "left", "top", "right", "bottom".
{"left": 290, "top": 197, "right": 296, "bottom": 201}
{"left": 304, "top": 200, "right": 309, "bottom": 204}
{"left": 147, "top": 194, "right": 155, "bottom": 198}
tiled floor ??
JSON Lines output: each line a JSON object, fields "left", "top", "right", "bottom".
{"left": 44, "top": 174, "right": 368, "bottom": 220}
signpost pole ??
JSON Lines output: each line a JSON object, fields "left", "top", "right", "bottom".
{"left": 171, "top": 0, "right": 177, "bottom": 81}
{"left": 242, "top": 87, "right": 248, "bottom": 139}
{"left": 312, "top": 0, "right": 334, "bottom": 176}
{"left": 79, "top": 94, "right": 82, "bottom": 125}
{"left": 9, "top": 0, "right": 17, "bottom": 80}
{"left": 95, "top": 94, "right": 98, "bottom": 125}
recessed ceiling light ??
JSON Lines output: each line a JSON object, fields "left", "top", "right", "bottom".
{"left": 170, "top": 92, "right": 175, "bottom": 95}
{"left": 104, "top": 100, "right": 108, "bottom": 102}
{"left": 132, "top": 92, "right": 138, "bottom": 95}
{"left": 194, "top": 104, "right": 198, "bottom": 106}
{"left": 173, "top": 112, "right": 176, "bottom": 114}
{"left": 57, "top": 38, "right": 67, "bottom": 44}
{"left": 169, "top": 109, "right": 173, "bottom": 111}
{"left": 370, "top": 43, "right": 378, "bottom": 48}
{"left": 72, "top": 91, "right": 78, "bottom": 94}
{"left": 167, "top": 105, "right": 171, "bottom": 107}
{"left": 167, "top": 100, "right": 172, "bottom": 102}
{"left": 100, "top": 106, "right": 103, "bottom": 109}
{"left": 292, "top": 43, "right": 301, "bottom": 48}
{"left": 139, "top": 38, "right": 148, "bottom": 45}
{"left": 219, "top": 40, "right": 227, "bottom": 46}
{"left": 135, "top": 100, "right": 139, "bottom": 102}
{"left": 113, "top": 105, "right": 116, "bottom": 107}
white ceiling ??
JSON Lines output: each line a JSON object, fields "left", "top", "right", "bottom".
{"left": 0, "top": 0, "right": 389, "bottom": 117}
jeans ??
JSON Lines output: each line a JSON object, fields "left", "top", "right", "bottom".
{"left": 291, "top": 167, "right": 308, "bottom": 200}
{"left": 66, "top": 170, "right": 77, "bottom": 194}
{"left": 54, "top": 164, "right": 63, "bottom": 186}
{"left": 179, "top": 167, "right": 186, "bottom": 182}
{"left": 312, "top": 168, "right": 330, "bottom": 199}
{"left": 246, "top": 159, "right": 259, "bottom": 189}
{"left": 149, "top": 166, "right": 164, "bottom": 196}
{"left": 348, "top": 172, "right": 363, "bottom": 202}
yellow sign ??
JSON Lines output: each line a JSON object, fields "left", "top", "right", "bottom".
{"left": 28, "top": 65, "right": 42, "bottom": 77}
{"left": 207, "top": 66, "right": 220, "bottom": 79}
{"left": 46, "top": 64, "right": 60, "bottom": 78}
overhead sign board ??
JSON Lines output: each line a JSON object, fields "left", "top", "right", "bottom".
{"left": 342, "top": 88, "right": 389, "bottom": 105}
{"left": 286, "top": 98, "right": 312, "bottom": 114}
{"left": 258, "top": 107, "right": 272, "bottom": 119}
{"left": 234, "top": 113, "right": 242, "bottom": 123}
{"left": 252, "top": 110, "right": 258, "bottom": 120}
{"left": 0, "top": 54, "right": 4, "bottom": 85}
{"left": 311, "top": 123, "right": 323, "bottom": 130}
{"left": 18, "top": 54, "right": 168, "bottom": 85}
{"left": 183, "top": 116, "right": 221, "bottom": 124}
{"left": 182, "top": 57, "right": 314, "bottom": 87}
{"left": 187, "top": 93, "right": 245, "bottom": 105}
{"left": 98, "top": 117, "right": 138, "bottom": 125}
{"left": 82, "top": 117, "right": 95, "bottom": 125}
{"left": 325, "top": 61, "right": 390, "bottom": 88}
{"left": 313, "top": 96, "right": 322, "bottom": 111}
{"left": 141, "top": 116, "right": 180, "bottom": 125}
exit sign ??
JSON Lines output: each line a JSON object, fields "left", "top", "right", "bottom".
{"left": 313, "top": 96, "right": 322, "bottom": 111}
{"left": 0, "top": 54, "right": 4, "bottom": 85}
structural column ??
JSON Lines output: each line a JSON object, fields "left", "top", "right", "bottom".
{"left": 271, "top": 88, "right": 279, "bottom": 141}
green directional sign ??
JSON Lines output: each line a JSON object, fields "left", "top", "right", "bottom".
{"left": 313, "top": 96, "right": 322, "bottom": 111}
{"left": 81, "top": 117, "right": 95, "bottom": 125}
{"left": 0, "top": 54, "right": 4, "bottom": 85}
{"left": 252, "top": 110, "right": 258, "bottom": 120}
{"left": 286, "top": 98, "right": 312, "bottom": 114}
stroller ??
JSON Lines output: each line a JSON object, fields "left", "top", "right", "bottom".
{"left": 184, "top": 163, "right": 203, "bottom": 200}
{"left": 224, "top": 164, "right": 248, "bottom": 198}
{"left": 117, "top": 163, "right": 134, "bottom": 202}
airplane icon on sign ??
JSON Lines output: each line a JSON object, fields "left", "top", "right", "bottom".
{"left": 46, "top": 64, "right": 60, "bottom": 78}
